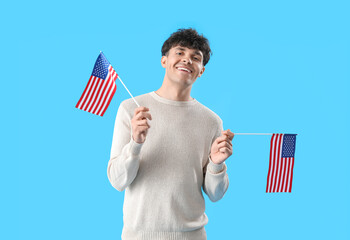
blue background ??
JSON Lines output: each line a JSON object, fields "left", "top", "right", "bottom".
{"left": 4, "top": 0, "right": 349, "bottom": 239}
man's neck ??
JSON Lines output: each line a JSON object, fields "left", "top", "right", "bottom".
{"left": 155, "top": 85, "right": 194, "bottom": 102}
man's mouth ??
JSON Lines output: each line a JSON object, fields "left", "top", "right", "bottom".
{"left": 176, "top": 66, "right": 192, "bottom": 73}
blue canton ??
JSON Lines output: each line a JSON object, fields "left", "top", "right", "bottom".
{"left": 91, "top": 52, "right": 110, "bottom": 80}
{"left": 281, "top": 134, "right": 296, "bottom": 158}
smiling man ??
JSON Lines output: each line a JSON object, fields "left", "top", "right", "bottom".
{"left": 156, "top": 45, "right": 205, "bottom": 100}
{"left": 107, "top": 28, "right": 234, "bottom": 240}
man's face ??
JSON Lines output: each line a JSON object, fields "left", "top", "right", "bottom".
{"left": 161, "top": 45, "right": 205, "bottom": 86}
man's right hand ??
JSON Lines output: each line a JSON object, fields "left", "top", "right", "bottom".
{"left": 131, "top": 106, "right": 152, "bottom": 144}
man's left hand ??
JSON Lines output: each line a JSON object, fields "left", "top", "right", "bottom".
{"left": 210, "top": 129, "right": 234, "bottom": 165}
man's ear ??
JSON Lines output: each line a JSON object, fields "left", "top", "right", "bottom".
{"left": 161, "top": 56, "right": 167, "bottom": 68}
{"left": 197, "top": 66, "right": 205, "bottom": 77}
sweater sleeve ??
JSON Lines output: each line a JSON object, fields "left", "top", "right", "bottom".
{"left": 202, "top": 119, "right": 229, "bottom": 202}
{"left": 107, "top": 103, "right": 143, "bottom": 192}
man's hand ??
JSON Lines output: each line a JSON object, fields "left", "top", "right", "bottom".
{"left": 210, "top": 129, "right": 234, "bottom": 164}
{"left": 131, "top": 106, "right": 152, "bottom": 144}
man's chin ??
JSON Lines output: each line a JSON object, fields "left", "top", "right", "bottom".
{"left": 168, "top": 76, "right": 196, "bottom": 85}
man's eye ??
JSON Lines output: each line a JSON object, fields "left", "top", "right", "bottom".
{"left": 176, "top": 52, "right": 182, "bottom": 55}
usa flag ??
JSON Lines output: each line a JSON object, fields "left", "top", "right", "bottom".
{"left": 266, "top": 134, "right": 297, "bottom": 193}
{"left": 76, "top": 52, "right": 118, "bottom": 116}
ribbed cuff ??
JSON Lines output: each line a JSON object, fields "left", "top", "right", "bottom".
{"left": 208, "top": 155, "right": 225, "bottom": 174}
{"left": 130, "top": 137, "right": 143, "bottom": 156}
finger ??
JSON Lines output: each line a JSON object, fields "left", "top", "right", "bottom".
{"left": 219, "top": 147, "right": 230, "bottom": 153}
{"left": 218, "top": 139, "right": 232, "bottom": 147}
{"left": 218, "top": 141, "right": 232, "bottom": 149}
{"left": 222, "top": 129, "right": 234, "bottom": 135}
{"left": 219, "top": 147, "right": 232, "bottom": 155}
{"left": 137, "top": 111, "right": 152, "bottom": 121}
{"left": 138, "top": 124, "right": 149, "bottom": 131}
{"left": 136, "top": 119, "right": 151, "bottom": 127}
{"left": 223, "top": 133, "right": 234, "bottom": 141}
{"left": 136, "top": 111, "right": 152, "bottom": 121}
{"left": 222, "top": 130, "right": 234, "bottom": 140}
{"left": 134, "top": 106, "right": 149, "bottom": 116}
{"left": 217, "top": 135, "right": 233, "bottom": 146}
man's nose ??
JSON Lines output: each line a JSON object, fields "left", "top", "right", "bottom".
{"left": 182, "top": 56, "right": 192, "bottom": 64}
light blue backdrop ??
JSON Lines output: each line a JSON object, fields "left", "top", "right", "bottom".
{"left": 3, "top": 0, "right": 349, "bottom": 239}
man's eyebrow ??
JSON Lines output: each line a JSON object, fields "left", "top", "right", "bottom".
{"left": 175, "top": 47, "right": 186, "bottom": 51}
{"left": 194, "top": 51, "right": 203, "bottom": 57}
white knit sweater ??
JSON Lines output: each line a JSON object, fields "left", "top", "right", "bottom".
{"left": 107, "top": 91, "right": 229, "bottom": 240}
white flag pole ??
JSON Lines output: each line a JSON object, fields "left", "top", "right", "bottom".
{"left": 233, "top": 133, "right": 298, "bottom": 135}
{"left": 117, "top": 76, "right": 140, "bottom": 107}
{"left": 234, "top": 133, "right": 273, "bottom": 135}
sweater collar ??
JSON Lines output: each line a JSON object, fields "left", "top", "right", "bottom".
{"left": 149, "top": 91, "right": 198, "bottom": 106}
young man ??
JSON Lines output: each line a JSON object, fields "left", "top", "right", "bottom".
{"left": 107, "top": 28, "right": 234, "bottom": 240}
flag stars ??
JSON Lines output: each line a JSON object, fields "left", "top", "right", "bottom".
{"left": 92, "top": 53, "right": 110, "bottom": 79}
{"left": 282, "top": 134, "right": 296, "bottom": 158}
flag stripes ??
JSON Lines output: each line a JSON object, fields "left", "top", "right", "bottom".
{"left": 266, "top": 133, "right": 295, "bottom": 193}
{"left": 76, "top": 64, "right": 118, "bottom": 116}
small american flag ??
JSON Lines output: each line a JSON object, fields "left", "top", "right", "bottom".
{"left": 76, "top": 52, "right": 118, "bottom": 116}
{"left": 266, "top": 134, "right": 297, "bottom": 193}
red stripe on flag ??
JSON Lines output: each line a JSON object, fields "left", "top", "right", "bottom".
{"left": 276, "top": 136, "right": 285, "bottom": 192}
{"left": 289, "top": 158, "right": 295, "bottom": 192}
{"left": 275, "top": 134, "right": 283, "bottom": 192}
{"left": 95, "top": 80, "right": 113, "bottom": 116}
{"left": 269, "top": 134, "right": 279, "bottom": 192}
{"left": 285, "top": 158, "right": 291, "bottom": 192}
{"left": 100, "top": 80, "right": 117, "bottom": 116}
{"left": 76, "top": 76, "right": 93, "bottom": 109}
{"left": 77, "top": 76, "right": 97, "bottom": 110}
{"left": 272, "top": 134, "right": 282, "bottom": 192}
{"left": 107, "top": 66, "right": 115, "bottom": 81}
{"left": 79, "top": 76, "right": 96, "bottom": 110}
{"left": 86, "top": 78, "right": 104, "bottom": 113}
{"left": 90, "top": 79, "right": 109, "bottom": 115}
{"left": 97, "top": 67, "right": 118, "bottom": 116}
{"left": 83, "top": 78, "right": 102, "bottom": 111}
{"left": 281, "top": 157, "right": 289, "bottom": 192}
{"left": 81, "top": 77, "right": 99, "bottom": 111}
{"left": 266, "top": 134, "right": 276, "bottom": 192}
{"left": 96, "top": 80, "right": 113, "bottom": 115}
{"left": 94, "top": 67, "right": 118, "bottom": 115}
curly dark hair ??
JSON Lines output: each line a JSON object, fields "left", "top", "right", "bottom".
{"left": 161, "top": 28, "right": 212, "bottom": 66}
